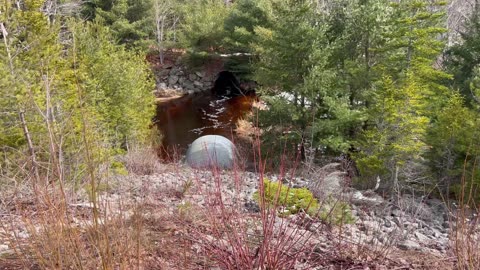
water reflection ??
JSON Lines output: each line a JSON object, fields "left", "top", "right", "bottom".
{"left": 155, "top": 93, "right": 256, "bottom": 160}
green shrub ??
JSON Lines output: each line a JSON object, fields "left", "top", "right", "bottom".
{"left": 253, "top": 178, "right": 319, "bottom": 216}
{"left": 318, "top": 199, "right": 356, "bottom": 225}
{"left": 253, "top": 179, "right": 355, "bottom": 225}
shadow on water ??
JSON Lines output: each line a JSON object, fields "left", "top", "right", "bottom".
{"left": 155, "top": 92, "right": 256, "bottom": 161}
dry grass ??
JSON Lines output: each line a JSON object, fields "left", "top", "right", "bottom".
{"left": 119, "top": 147, "right": 164, "bottom": 175}
{"left": 172, "top": 141, "right": 366, "bottom": 269}
{"left": 184, "top": 174, "right": 321, "bottom": 269}
{"left": 450, "top": 156, "right": 480, "bottom": 270}
{"left": 235, "top": 118, "right": 260, "bottom": 143}
{"left": 0, "top": 156, "right": 456, "bottom": 270}
{"left": 0, "top": 180, "right": 147, "bottom": 270}
{"left": 0, "top": 133, "right": 466, "bottom": 270}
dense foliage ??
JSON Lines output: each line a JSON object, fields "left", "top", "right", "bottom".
{"left": 0, "top": 0, "right": 154, "bottom": 184}
{"left": 1, "top": 0, "right": 480, "bottom": 200}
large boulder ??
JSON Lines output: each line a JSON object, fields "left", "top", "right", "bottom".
{"left": 307, "top": 163, "right": 347, "bottom": 200}
{"left": 186, "top": 135, "right": 235, "bottom": 169}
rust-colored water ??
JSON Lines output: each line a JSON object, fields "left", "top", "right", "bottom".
{"left": 155, "top": 93, "right": 256, "bottom": 160}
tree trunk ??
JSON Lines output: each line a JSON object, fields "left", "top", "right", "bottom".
{"left": 393, "top": 164, "right": 400, "bottom": 194}
{"left": 160, "top": 16, "right": 165, "bottom": 65}
{"left": 0, "top": 22, "right": 14, "bottom": 73}
{"left": 19, "top": 110, "right": 40, "bottom": 187}
{"left": 2, "top": 20, "right": 41, "bottom": 187}
{"left": 173, "top": 16, "right": 179, "bottom": 43}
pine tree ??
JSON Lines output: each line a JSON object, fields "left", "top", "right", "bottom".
{"left": 223, "top": 0, "right": 270, "bottom": 53}
{"left": 320, "top": 0, "right": 390, "bottom": 142}
{"left": 444, "top": 2, "right": 480, "bottom": 106}
{"left": 0, "top": 0, "right": 84, "bottom": 181}
{"left": 356, "top": 0, "right": 451, "bottom": 187}
{"left": 426, "top": 92, "right": 479, "bottom": 193}
{"left": 178, "top": 0, "right": 230, "bottom": 53}
{"left": 357, "top": 74, "right": 429, "bottom": 186}
{"left": 253, "top": 0, "right": 359, "bottom": 154}
{"left": 71, "top": 21, "right": 155, "bottom": 149}
{"left": 87, "top": 0, "right": 154, "bottom": 47}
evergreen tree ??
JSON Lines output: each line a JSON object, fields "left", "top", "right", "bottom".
{"left": 321, "top": 0, "right": 390, "bottom": 142}
{"left": 444, "top": 2, "right": 480, "bottom": 106}
{"left": 357, "top": 74, "right": 429, "bottom": 186}
{"left": 356, "top": 0, "right": 451, "bottom": 187}
{"left": 0, "top": 0, "right": 88, "bottom": 180}
{"left": 253, "top": 0, "right": 359, "bottom": 155}
{"left": 178, "top": 0, "right": 230, "bottom": 53}
{"left": 85, "top": 0, "right": 154, "bottom": 47}
{"left": 426, "top": 92, "right": 479, "bottom": 195}
{"left": 71, "top": 22, "right": 155, "bottom": 149}
{"left": 223, "top": 0, "right": 270, "bottom": 53}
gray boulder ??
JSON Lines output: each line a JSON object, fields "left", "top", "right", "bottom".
{"left": 195, "top": 71, "right": 205, "bottom": 78}
{"left": 186, "top": 135, "right": 235, "bottom": 169}
{"left": 188, "top": 73, "right": 198, "bottom": 81}
{"left": 193, "top": 81, "right": 204, "bottom": 88}
{"left": 307, "top": 163, "right": 347, "bottom": 200}
{"left": 398, "top": 239, "right": 421, "bottom": 250}
{"left": 168, "top": 75, "right": 179, "bottom": 85}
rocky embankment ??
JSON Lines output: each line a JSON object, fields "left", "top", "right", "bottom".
{"left": 0, "top": 162, "right": 465, "bottom": 269}
{"left": 153, "top": 61, "right": 217, "bottom": 98}
{"left": 131, "top": 163, "right": 456, "bottom": 268}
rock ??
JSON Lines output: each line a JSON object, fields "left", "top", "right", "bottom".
{"left": 173, "top": 85, "right": 182, "bottom": 91}
{"left": 183, "top": 81, "right": 195, "bottom": 90}
{"left": 186, "top": 135, "right": 236, "bottom": 169}
{"left": 384, "top": 218, "right": 392, "bottom": 228}
{"left": 173, "top": 67, "right": 184, "bottom": 76}
{"left": 319, "top": 163, "right": 342, "bottom": 174}
{"left": 351, "top": 191, "right": 384, "bottom": 207}
{"left": 0, "top": 244, "right": 9, "bottom": 253}
{"left": 414, "top": 231, "right": 430, "bottom": 242}
{"left": 179, "top": 76, "right": 186, "bottom": 84}
{"left": 308, "top": 164, "right": 347, "bottom": 199}
{"left": 157, "top": 82, "right": 167, "bottom": 90}
{"left": 245, "top": 200, "right": 260, "bottom": 212}
{"left": 195, "top": 71, "right": 205, "bottom": 78}
{"left": 392, "top": 217, "right": 402, "bottom": 227}
{"left": 398, "top": 239, "right": 421, "bottom": 250}
{"left": 168, "top": 75, "right": 179, "bottom": 85}
{"left": 391, "top": 209, "right": 403, "bottom": 217}
{"left": 204, "top": 81, "right": 213, "bottom": 88}
{"left": 193, "top": 81, "right": 203, "bottom": 88}
{"left": 188, "top": 73, "right": 197, "bottom": 81}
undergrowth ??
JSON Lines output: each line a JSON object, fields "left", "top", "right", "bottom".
{"left": 253, "top": 178, "right": 355, "bottom": 225}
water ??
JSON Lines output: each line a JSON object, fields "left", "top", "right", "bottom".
{"left": 155, "top": 93, "right": 256, "bottom": 160}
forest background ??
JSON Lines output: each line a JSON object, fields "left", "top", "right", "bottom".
{"left": 1, "top": 0, "right": 480, "bottom": 204}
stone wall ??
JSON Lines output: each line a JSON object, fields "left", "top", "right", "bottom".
{"left": 154, "top": 61, "right": 222, "bottom": 96}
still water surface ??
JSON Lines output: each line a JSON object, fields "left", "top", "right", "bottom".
{"left": 155, "top": 93, "right": 256, "bottom": 160}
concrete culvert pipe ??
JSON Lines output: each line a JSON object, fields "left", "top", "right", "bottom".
{"left": 186, "top": 135, "right": 236, "bottom": 169}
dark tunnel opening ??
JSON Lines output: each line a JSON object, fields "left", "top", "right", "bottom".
{"left": 211, "top": 71, "right": 256, "bottom": 97}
